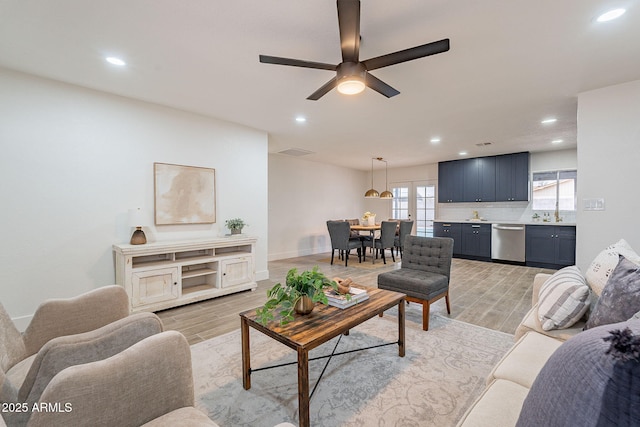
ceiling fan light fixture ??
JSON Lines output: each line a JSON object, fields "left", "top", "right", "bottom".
{"left": 337, "top": 76, "right": 366, "bottom": 95}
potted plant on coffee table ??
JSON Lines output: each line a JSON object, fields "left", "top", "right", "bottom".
{"left": 225, "top": 218, "right": 246, "bottom": 235}
{"left": 256, "top": 266, "right": 342, "bottom": 326}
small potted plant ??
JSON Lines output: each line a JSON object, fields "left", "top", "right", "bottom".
{"left": 225, "top": 218, "right": 246, "bottom": 235}
{"left": 256, "top": 267, "right": 343, "bottom": 325}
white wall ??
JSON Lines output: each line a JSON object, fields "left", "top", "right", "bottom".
{"left": 268, "top": 154, "right": 367, "bottom": 260}
{"left": 0, "top": 69, "right": 268, "bottom": 326}
{"left": 576, "top": 79, "right": 640, "bottom": 270}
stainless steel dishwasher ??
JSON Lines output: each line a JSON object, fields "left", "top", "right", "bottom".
{"left": 491, "top": 224, "right": 526, "bottom": 262}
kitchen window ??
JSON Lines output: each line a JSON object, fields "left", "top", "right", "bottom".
{"left": 531, "top": 170, "right": 577, "bottom": 211}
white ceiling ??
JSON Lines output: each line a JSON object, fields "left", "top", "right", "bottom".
{"left": 1, "top": 0, "right": 639, "bottom": 170}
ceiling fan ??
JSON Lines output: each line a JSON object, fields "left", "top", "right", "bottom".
{"left": 259, "top": 0, "right": 450, "bottom": 100}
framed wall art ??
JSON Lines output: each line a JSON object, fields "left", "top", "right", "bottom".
{"left": 154, "top": 163, "right": 216, "bottom": 225}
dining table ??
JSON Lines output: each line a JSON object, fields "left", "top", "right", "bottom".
{"left": 349, "top": 223, "right": 381, "bottom": 234}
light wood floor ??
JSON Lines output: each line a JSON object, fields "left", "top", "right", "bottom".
{"left": 156, "top": 253, "right": 556, "bottom": 345}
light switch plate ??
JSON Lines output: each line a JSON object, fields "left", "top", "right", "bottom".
{"left": 584, "top": 198, "right": 605, "bottom": 211}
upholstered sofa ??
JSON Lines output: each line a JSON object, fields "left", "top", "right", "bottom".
{"left": 458, "top": 239, "right": 640, "bottom": 426}
{"left": 456, "top": 272, "right": 573, "bottom": 426}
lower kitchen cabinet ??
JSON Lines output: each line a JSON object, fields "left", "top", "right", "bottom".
{"left": 434, "top": 222, "right": 491, "bottom": 260}
{"left": 434, "top": 222, "right": 462, "bottom": 255}
{"left": 525, "top": 225, "right": 576, "bottom": 268}
{"left": 460, "top": 223, "right": 492, "bottom": 259}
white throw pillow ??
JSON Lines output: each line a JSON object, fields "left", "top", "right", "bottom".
{"left": 585, "top": 239, "right": 640, "bottom": 296}
{"left": 537, "top": 266, "right": 590, "bottom": 331}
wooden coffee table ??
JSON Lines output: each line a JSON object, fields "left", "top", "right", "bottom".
{"left": 240, "top": 286, "right": 405, "bottom": 427}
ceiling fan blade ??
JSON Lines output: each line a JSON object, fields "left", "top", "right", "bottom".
{"left": 259, "top": 55, "right": 337, "bottom": 71}
{"left": 365, "top": 73, "right": 400, "bottom": 98}
{"left": 362, "top": 38, "right": 450, "bottom": 71}
{"left": 337, "top": 0, "right": 360, "bottom": 62}
{"left": 307, "top": 77, "right": 338, "bottom": 101}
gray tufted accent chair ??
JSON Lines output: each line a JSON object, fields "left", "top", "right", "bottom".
{"left": 377, "top": 235, "right": 454, "bottom": 330}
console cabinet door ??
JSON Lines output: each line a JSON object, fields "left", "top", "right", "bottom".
{"left": 220, "top": 256, "right": 254, "bottom": 288}
{"left": 131, "top": 267, "right": 179, "bottom": 307}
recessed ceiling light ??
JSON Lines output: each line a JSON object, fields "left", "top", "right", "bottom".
{"left": 105, "top": 56, "right": 126, "bottom": 66}
{"left": 295, "top": 116, "right": 307, "bottom": 123}
{"left": 458, "top": 151, "right": 468, "bottom": 156}
{"left": 430, "top": 137, "right": 441, "bottom": 143}
{"left": 552, "top": 139, "right": 564, "bottom": 144}
{"left": 541, "top": 118, "right": 557, "bottom": 124}
{"left": 596, "top": 8, "right": 626, "bottom": 22}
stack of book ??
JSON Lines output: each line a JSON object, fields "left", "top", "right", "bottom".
{"left": 324, "top": 287, "right": 369, "bottom": 309}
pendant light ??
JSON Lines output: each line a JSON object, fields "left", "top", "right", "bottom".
{"left": 364, "top": 158, "right": 380, "bottom": 198}
{"left": 379, "top": 158, "right": 393, "bottom": 199}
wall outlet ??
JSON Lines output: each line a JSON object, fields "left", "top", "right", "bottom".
{"left": 583, "top": 198, "right": 605, "bottom": 211}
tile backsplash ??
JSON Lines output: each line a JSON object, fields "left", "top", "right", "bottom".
{"left": 437, "top": 201, "right": 576, "bottom": 224}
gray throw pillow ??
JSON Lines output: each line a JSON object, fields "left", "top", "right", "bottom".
{"left": 516, "top": 319, "right": 640, "bottom": 427}
{"left": 584, "top": 255, "right": 640, "bottom": 330}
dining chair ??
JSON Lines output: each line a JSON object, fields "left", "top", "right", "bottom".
{"left": 346, "top": 218, "right": 361, "bottom": 238}
{"left": 363, "top": 221, "right": 397, "bottom": 264}
{"left": 326, "top": 220, "right": 362, "bottom": 266}
{"left": 394, "top": 220, "right": 414, "bottom": 258}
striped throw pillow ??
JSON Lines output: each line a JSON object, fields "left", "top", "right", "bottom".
{"left": 538, "top": 266, "right": 591, "bottom": 331}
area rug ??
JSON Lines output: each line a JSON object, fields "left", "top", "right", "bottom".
{"left": 318, "top": 257, "right": 398, "bottom": 270}
{"left": 191, "top": 312, "right": 513, "bottom": 427}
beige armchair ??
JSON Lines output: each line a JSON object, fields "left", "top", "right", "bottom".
{"left": 0, "top": 285, "right": 140, "bottom": 426}
{"left": 28, "top": 330, "right": 217, "bottom": 427}
{"left": 2, "top": 287, "right": 130, "bottom": 380}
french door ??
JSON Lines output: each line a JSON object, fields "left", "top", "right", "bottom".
{"left": 390, "top": 181, "right": 436, "bottom": 237}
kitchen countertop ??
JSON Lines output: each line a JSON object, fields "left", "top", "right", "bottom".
{"left": 434, "top": 219, "right": 576, "bottom": 226}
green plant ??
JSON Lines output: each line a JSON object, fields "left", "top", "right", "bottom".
{"left": 225, "top": 218, "right": 246, "bottom": 230}
{"left": 256, "top": 266, "right": 340, "bottom": 325}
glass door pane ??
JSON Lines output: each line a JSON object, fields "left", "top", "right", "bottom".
{"left": 391, "top": 186, "right": 410, "bottom": 220}
{"left": 415, "top": 183, "right": 435, "bottom": 237}
{"left": 390, "top": 182, "right": 435, "bottom": 237}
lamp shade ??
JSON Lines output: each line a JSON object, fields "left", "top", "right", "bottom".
{"left": 128, "top": 207, "right": 146, "bottom": 227}
{"left": 365, "top": 188, "right": 380, "bottom": 198}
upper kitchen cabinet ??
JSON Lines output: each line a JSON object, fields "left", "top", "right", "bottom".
{"left": 495, "top": 152, "right": 530, "bottom": 201}
{"left": 438, "top": 151, "right": 529, "bottom": 204}
{"left": 438, "top": 160, "right": 464, "bottom": 203}
{"left": 463, "top": 156, "right": 496, "bottom": 202}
